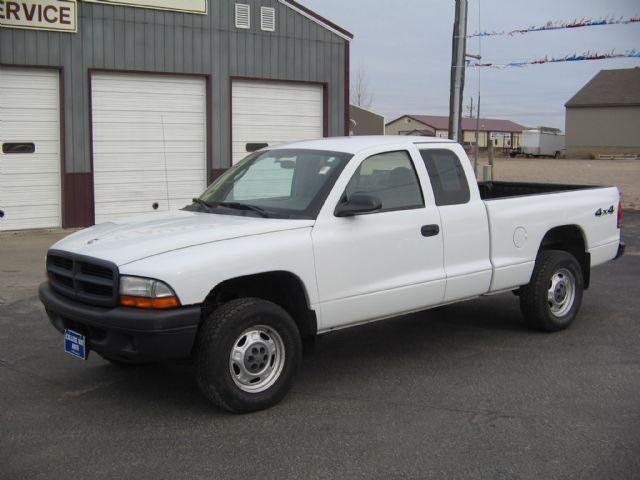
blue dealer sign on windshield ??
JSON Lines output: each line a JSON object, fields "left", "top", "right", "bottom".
{"left": 64, "top": 329, "right": 88, "bottom": 360}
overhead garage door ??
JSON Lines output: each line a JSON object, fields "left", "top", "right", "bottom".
{"left": 0, "top": 67, "right": 61, "bottom": 231}
{"left": 232, "top": 80, "right": 324, "bottom": 164}
{"left": 91, "top": 72, "right": 207, "bottom": 224}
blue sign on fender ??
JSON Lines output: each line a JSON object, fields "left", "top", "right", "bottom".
{"left": 64, "top": 329, "right": 88, "bottom": 360}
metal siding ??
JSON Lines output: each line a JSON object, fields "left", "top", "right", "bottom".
{"left": 0, "top": 0, "right": 347, "bottom": 175}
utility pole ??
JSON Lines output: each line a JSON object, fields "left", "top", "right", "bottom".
{"left": 448, "top": 0, "right": 468, "bottom": 143}
{"left": 474, "top": 91, "right": 481, "bottom": 176}
{"left": 465, "top": 52, "right": 482, "bottom": 177}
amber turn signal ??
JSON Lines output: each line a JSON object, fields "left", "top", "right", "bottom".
{"left": 120, "top": 295, "right": 180, "bottom": 309}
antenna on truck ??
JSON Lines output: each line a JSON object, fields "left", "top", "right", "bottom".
{"left": 160, "top": 113, "right": 170, "bottom": 211}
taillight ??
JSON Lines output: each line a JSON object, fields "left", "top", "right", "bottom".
{"left": 617, "top": 200, "right": 623, "bottom": 229}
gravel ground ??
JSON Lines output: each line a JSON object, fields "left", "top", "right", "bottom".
{"left": 477, "top": 157, "right": 640, "bottom": 210}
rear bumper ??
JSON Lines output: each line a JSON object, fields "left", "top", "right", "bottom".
{"left": 615, "top": 241, "right": 626, "bottom": 260}
{"left": 39, "top": 282, "right": 200, "bottom": 362}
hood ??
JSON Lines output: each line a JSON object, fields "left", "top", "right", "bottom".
{"left": 52, "top": 211, "right": 314, "bottom": 266}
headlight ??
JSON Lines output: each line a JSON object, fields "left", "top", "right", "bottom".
{"left": 119, "top": 276, "right": 180, "bottom": 309}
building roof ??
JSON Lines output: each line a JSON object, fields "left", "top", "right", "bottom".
{"left": 270, "top": 135, "right": 454, "bottom": 155}
{"left": 281, "top": 0, "right": 353, "bottom": 40}
{"left": 387, "top": 114, "right": 526, "bottom": 133}
{"left": 350, "top": 104, "right": 385, "bottom": 120}
{"left": 403, "top": 129, "right": 435, "bottom": 136}
{"left": 565, "top": 68, "right": 640, "bottom": 108}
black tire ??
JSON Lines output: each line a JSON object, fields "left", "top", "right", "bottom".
{"left": 194, "top": 298, "right": 302, "bottom": 413}
{"left": 520, "top": 250, "right": 584, "bottom": 332}
{"left": 554, "top": 151, "right": 561, "bottom": 159}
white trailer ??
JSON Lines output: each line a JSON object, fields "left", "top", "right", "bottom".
{"left": 521, "top": 129, "right": 565, "bottom": 158}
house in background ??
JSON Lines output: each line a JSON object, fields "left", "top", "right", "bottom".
{"left": 565, "top": 67, "right": 640, "bottom": 158}
{"left": 349, "top": 104, "right": 385, "bottom": 135}
{"left": 385, "top": 114, "right": 526, "bottom": 148}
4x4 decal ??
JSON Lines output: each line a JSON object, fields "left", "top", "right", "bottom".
{"left": 595, "top": 205, "right": 615, "bottom": 217}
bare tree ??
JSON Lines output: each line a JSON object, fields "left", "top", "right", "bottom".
{"left": 350, "top": 66, "right": 374, "bottom": 109}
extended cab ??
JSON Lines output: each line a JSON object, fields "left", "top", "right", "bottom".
{"left": 40, "top": 136, "right": 625, "bottom": 412}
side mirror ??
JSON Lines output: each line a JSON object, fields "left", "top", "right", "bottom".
{"left": 335, "top": 193, "right": 382, "bottom": 217}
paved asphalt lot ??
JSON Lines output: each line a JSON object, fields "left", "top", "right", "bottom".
{"left": 1, "top": 214, "right": 639, "bottom": 480}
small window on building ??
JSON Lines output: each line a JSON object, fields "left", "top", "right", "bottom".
{"left": 343, "top": 151, "right": 424, "bottom": 212}
{"left": 235, "top": 3, "right": 251, "bottom": 29}
{"left": 420, "top": 149, "right": 470, "bottom": 206}
{"left": 261, "top": 7, "right": 276, "bottom": 32}
{"left": 2, "top": 143, "right": 35, "bottom": 154}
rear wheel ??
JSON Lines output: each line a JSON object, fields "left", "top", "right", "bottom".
{"left": 519, "top": 250, "right": 584, "bottom": 332}
{"left": 195, "top": 298, "right": 302, "bottom": 413}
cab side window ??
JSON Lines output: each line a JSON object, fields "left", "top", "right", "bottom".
{"left": 344, "top": 150, "right": 424, "bottom": 212}
{"left": 419, "top": 149, "right": 470, "bottom": 206}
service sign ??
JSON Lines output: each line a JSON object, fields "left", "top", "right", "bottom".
{"left": 0, "top": 0, "right": 77, "bottom": 32}
{"left": 81, "top": 0, "right": 207, "bottom": 14}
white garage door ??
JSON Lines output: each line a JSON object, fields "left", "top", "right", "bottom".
{"left": 0, "top": 67, "right": 61, "bottom": 231}
{"left": 232, "top": 80, "right": 324, "bottom": 164}
{"left": 91, "top": 72, "right": 207, "bottom": 224}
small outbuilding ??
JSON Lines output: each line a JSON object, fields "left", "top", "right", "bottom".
{"left": 565, "top": 67, "right": 640, "bottom": 158}
{"left": 349, "top": 104, "right": 385, "bottom": 136}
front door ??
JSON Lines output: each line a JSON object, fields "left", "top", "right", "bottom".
{"left": 312, "top": 148, "right": 446, "bottom": 332}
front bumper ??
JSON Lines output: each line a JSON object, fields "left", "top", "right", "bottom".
{"left": 39, "top": 282, "right": 201, "bottom": 362}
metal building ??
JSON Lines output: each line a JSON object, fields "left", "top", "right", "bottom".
{"left": 0, "top": 0, "right": 352, "bottom": 230}
{"left": 565, "top": 67, "right": 640, "bottom": 158}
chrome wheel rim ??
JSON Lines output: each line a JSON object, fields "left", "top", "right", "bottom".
{"left": 229, "top": 326, "right": 285, "bottom": 393}
{"left": 547, "top": 268, "right": 576, "bottom": 317}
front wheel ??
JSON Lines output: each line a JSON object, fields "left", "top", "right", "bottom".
{"left": 519, "top": 250, "right": 584, "bottom": 332}
{"left": 195, "top": 298, "right": 302, "bottom": 413}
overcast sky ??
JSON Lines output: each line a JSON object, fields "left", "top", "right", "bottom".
{"left": 301, "top": 0, "right": 640, "bottom": 130}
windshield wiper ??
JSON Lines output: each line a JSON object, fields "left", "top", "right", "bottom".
{"left": 192, "top": 198, "right": 213, "bottom": 209}
{"left": 217, "top": 202, "right": 270, "bottom": 218}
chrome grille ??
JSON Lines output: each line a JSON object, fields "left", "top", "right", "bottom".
{"left": 46, "top": 251, "right": 119, "bottom": 307}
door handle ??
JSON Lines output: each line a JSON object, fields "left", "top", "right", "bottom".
{"left": 421, "top": 224, "right": 440, "bottom": 237}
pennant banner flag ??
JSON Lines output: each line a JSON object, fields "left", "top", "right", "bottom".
{"left": 469, "top": 16, "right": 639, "bottom": 38}
{"left": 468, "top": 49, "right": 640, "bottom": 69}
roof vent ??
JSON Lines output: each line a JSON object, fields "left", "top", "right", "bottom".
{"left": 261, "top": 7, "right": 276, "bottom": 32}
{"left": 235, "top": 3, "right": 251, "bottom": 29}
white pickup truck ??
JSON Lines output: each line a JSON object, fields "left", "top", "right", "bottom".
{"left": 40, "top": 136, "right": 624, "bottom": 412}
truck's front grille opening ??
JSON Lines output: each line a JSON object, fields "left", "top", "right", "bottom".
{"left": 50, "top": 272, "right": 74, "bottom": 288}
{"left": 46, "top": 252, "right": 119, "bottom": 307}
{"left": 80, "top": 262, "right": 113, "bottom": 279}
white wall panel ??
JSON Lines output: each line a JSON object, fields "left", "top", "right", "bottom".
{"left": 91, "top": 72, "right": 207, "bottom": 224}
{"left": 232, "top": 80, "right": 323, "bottom": 164}
{"left": 0, "top": 67, "right": 61, "bottom": 231}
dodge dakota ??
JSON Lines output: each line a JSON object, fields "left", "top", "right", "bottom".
{"left": 40, "top": 136, "right": 625, "bottom": 412}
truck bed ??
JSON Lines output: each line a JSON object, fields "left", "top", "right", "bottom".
{"left": 478, "top": 181, "right": 598, "bottom": 200}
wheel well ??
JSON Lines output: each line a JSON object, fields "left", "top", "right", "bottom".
{"left": 539, "top": 225, "right": 591, "bottom": 288}
{"left": 201, "top": 272, "right": 317, "bottom": 339}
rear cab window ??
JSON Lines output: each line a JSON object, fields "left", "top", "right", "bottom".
{"left": 419, "top": 149, "right": 470, "bottom": 206}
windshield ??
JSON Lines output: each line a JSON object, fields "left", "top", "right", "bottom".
{"left": 187, "top": 149, "right": 353, "bottom": 219}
